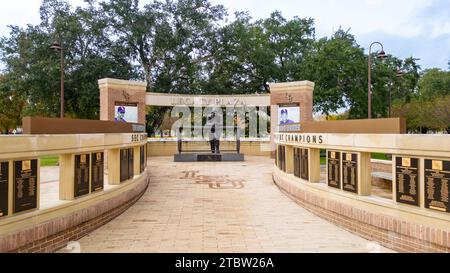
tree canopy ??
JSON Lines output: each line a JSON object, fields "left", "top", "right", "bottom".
{"left": 0, "top": 0, "right": 445, "bottom": 133}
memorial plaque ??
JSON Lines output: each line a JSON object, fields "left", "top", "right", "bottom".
{"left": 128, "top": 148, "right": 134, "bottom": 179}
{"left": 327, "top": 151, "right": 341, "bottom": 189}
{"left": 278, "top": 145, "right": 286, "bottom": 172}
{"left": 91, "top": 152, "right": 104, "bottom": 193}
{"left": 74, "top": 154, "right": 90, "bottom": 198}
{"left": 140, "top": 145, "right": 145, "bottom": 174}
{"left": 395, "top": 157, "right": 419, "bottom": 206}
{"left": 425, "top": 159, "right": 450, "bottom": 213}
{"left": 0, "top": 162, "right": 9, "bottom": 217}
{"left": 294, "top": 148, "right": 301, "bottom": 178}
{"left": 13, "top": 159, "right": 38, "bottom": 213}
{"left": 342, "top": 152, "right": 358, "bottom": 193}
{"left": 120, "top": 149, "right": 129, "bottom": 182}
{"left": 300, "top": 148, "right": 309, "bottom": 181}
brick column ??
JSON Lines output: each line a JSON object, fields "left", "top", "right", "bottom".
{"left": 269, "top": 81, "right": 315, "bottom": 158}
{"left": 98, "top": 78, "right": 147, "bottom": 124}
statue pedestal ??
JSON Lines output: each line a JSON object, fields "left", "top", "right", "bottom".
{"left": 174, "top": 153, "right": 245, "bottom": 162}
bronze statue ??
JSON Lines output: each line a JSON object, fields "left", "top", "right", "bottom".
{"left": 206, "top": 112, "right": 220, "bottom": 154}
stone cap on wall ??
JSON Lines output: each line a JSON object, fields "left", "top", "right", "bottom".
{"left": 98, "top": 78, "right": 147, "bottom": 91}
{"left": 269, "top": 81, "right": 315, "bottom": 93}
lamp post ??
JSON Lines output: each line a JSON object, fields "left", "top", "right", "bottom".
{"left": 389, "top": 69, "right": 405, "bottom": 118}
{"left": 50, "top": 41, "right": 64, "bottom": 118}
{"left": 367, "top": 42, "right": 386, "bottom": 119}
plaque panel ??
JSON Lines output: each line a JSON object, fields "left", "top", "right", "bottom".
{"left": 425, "top": 159, "right": 450, "bottom": 213}
{"left": 91, "top": 152, "right": 104, "bottom": 193}
{"left": 0, "top": 162, "right": 8, "bottom": 217}
{"left": 294, "top": 148, "right": 301, "bottom": 178}
{"left": 140, "top": 145, "right": 145, "bottom": 174}
{"left": 342, "top": 152, "right": 358, "bottom": 193}
{"left": 395, "top": 157, "right": 419, "bottom": 206}
{"left": 13, "top": 159, "right": 38, "bottom": 213}
{"left": 120, "top": 149, "right": 129, "bottom": 182}
{"left": 300, "top": 148, "right": 309, "bottom": 181}
{"left": 327, "top": 151, "right": 341, "bottom": 189}
{"left": 277, "top": 145, "right": 286, "bottom": 172}
{"left": 74, "top": 154, "right": 90, "bottom": 198}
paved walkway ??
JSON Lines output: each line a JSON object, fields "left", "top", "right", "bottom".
{"left": 73, "top": 156, "right": 394, "bottom": 253}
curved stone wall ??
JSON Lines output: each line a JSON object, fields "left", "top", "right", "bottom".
{"left": 274, "top": 133, "right": 450, "bottom": 253}
{"left": 274, "top": 165, "right": 450, "bottom": 253}
{"left": 0, "top": 133, "right": 149, "bottom": 253}
{"left": 0, "top": 173, "right": 148, "bottom": 253}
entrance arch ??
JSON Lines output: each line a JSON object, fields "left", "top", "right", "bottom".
{"left": 98, "top": 78, "right": 315, "bottom": 155}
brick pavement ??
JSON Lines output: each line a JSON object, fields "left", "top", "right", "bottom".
{"left": 71, "top": 156, "right": 394, "bottom": 253}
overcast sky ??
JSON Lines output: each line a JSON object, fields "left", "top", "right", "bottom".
{"left": 0, "top": 0, "right": 449, "bottom": 70}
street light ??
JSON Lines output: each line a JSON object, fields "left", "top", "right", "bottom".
{"left": 50, "top": 41, "right": 64, "bottom": 118}
{"left": 388, "top": 69, "right": 406, "bottom": 118}
{"left": 368, "top": 41, "right": 386, "bottom": 119}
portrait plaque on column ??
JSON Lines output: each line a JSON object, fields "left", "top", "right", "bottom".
{"left": 120, "top": 149, "right": 129, "bottom": 182}
{"left": 342, "top": 153, "right": 358, "bottom": 193}
{"left": 13, "top": 159, "right": 38, "bottom": 213}
{"left": 327, "top": 151, "right": 341, "bottom": 189}
{"left": 128, "top": 148, "right": 134, "bottom": 179}
{"left": 0, "top": 162, "right": 9, "bottom": 217}
{"left": 74, "top": 154, "right": 90, "bottom": 198}
{"left": 91, "top": 152, "right": 104, "bottom": 193}
{"left": 300, "top": 148, "right": 309, "bottom": 181}
{"left": 424, "top": 159, "right": 450, "bottom": 213}
{"left": 395, "top": 157, "right": 419, "bottom": 206}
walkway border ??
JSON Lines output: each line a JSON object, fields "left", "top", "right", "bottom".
{"left": 0, "top": 171, "right": 149, "bottom": 253}
{"left": 273, "top": 167, "right": 450, "bottom": 253}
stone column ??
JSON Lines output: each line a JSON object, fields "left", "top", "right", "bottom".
{"left": 359, "top": 152, "right": 372, "bottom": 196}
{"left": 269, "top": 81, "right": 315, "bottom": 158}
{"left": 309, "top": 148, "right": 321, "bottom": 183}
{"left": 285, "top": 145, "right": 294, "bottom": 174}
{"left": 107, "top": 149, "right": 121, "bottom": 185}
{"left": 133, "top": 146, "right": 140, "bottom": 177}
{"left": 59, "top": 154, "right": 75, "bottom": 200}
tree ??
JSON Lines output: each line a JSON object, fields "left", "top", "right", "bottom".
{"left": 208, "top": 11, "right": 315, "bottom": 94}
{"left": 417, "top": 68, "right": 450, "bottom": 99}
{"left": 0, "top": 0, "right": 137, "bottom": 119}
{"left": 0, "top": 75, "right": 26, "bottom": 133}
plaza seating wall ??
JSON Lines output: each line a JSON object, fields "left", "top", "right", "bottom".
{"left": 0, "top": 133, "right": 148, "bottom": 253}
{"left": 274, "top": 133, "right": 450, "bottom": 253}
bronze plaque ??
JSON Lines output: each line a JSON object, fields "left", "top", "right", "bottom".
{"left": 0, "top": 162, "right": 8, "bottom": 217}
{"left": 74, "top": 154, "right": 90, "bottom": 198}
{"left": 140, "top": 145, "right": 147, "bottom": 173}
{"left": 128, "top": 148, "right": 134, "bottom": 179}
{"left": 13, "top": 159, "right": 38, "bottom": 213}
{"left": 277, "top": 145, "right": 286, "bottom": 172}
{"left": 327, "top": 151, "right": 341, "bottom": 189}
{"left": 120, "top": 149, "right": 129, "bottom": 182}
{"left": 300, "top": 148, "right": 309, "bottom": 181}
{"left": 395, "top": 157, "right": 419, "bottom": 206}
{"left": 342, "top": 152, "right": 358, "bottom": 193}
{"left": 91, "top": 152, "right": 104, "bottom": 193}
{"left": 294, "top": 148, "right": 301, "bottom": 178}
{"left": 425, "top": 159, "right": 450, "bottom": 213}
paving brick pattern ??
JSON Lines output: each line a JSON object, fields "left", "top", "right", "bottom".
{"left": 75, "top": 156, "right": 394, "bottom": 253}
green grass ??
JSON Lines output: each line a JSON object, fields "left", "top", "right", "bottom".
{"left": 320, "top": 157, "right": 326, "bottom": 165}
{"left": 371, "top": 153, "right": 392, "bottom": 161}
{"left": 40, "top": 155, "right": 59, "bottom": 167}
